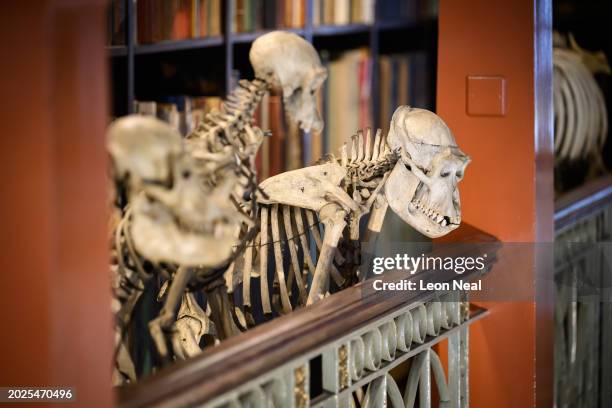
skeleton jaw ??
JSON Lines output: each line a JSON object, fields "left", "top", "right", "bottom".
{"left": 407, "top": 198, "right": 461, "bottom": 235}
{"left": 384, "top": 161, "right": 461, "bottom": 238}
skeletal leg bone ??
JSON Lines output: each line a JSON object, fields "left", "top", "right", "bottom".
{"left": 148, "top": 266, "right": 195, "bottom": 360}
{"left": 307, "top": 205, "right": 347, "bottom": 305}
{"left": 360, "top": 195, "right": 389, "bottom": 281}
{"left": 305, "top": 209, "right": 345, "bottom": 286}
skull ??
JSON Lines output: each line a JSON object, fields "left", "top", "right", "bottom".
{"left": 384, "top": 106, "right": 470, "bottom": 238}
{"left": 107, "top": 115, "right": 244, "bottom": 267}
{"left": 249, "top": 31, "right": 327, "bottom": 133}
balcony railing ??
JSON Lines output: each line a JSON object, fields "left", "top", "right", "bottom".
{"left": 118, "top": 225, "right": 499, "bottom": 408}
{"left": 554, "top": 175, "right": 612, "bottom": 408}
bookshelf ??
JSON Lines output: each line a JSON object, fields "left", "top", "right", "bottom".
{"left": 108, "top": 0, "right": 438, "bottom": 159}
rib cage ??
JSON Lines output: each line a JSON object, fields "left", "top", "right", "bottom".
{"left": 228, "top": 203, "right": 344, "bottom": 327}
{"left": 226, "top": 127, "right": 396, "bottom": 329}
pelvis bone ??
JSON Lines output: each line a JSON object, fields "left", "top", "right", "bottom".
{"left": 385, "top": 107, "right": 470, "bottom": 238}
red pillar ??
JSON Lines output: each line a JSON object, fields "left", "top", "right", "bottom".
{"left": 0, "top": 1, "right": 113, "bottom": 406}
{"left": 437, "top": 0, "right": 553, "bottom": 406}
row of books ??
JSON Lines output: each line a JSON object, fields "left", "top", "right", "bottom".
{"left": 320, "top": 49, "right": 430, "bottom": 161}
{"left": 234, "top": 0, "right": 427, "bottom": 32}
{"left": 132, "top": 49, "right": 430, "bottom": 179}
{"left": 312, "top": 0, "right": 375, "bottom": 26}
{"left": 249, "top": 49, "right": 431, "bottom": 177}
{"left": 133, "top": 94, "right": 300, "bottom": 179}
{"left": 109, "top": 0, "right": 438, "bottom": 45}
{"left": 378, "top": 52, "right": 430, "bottom": 134}
{"left": 233, "top": 0, "right": 305, "bottom": 33}
{"left": 108, "top": 0, "right": 127, "bottom": 45}
{"left": 134, "top": 96, "right": 222, "bottom": 136}
{"left": 137, "top": 0, "right": 222, "bottom": 44}
{"left": 254, "top": 94, "right": 303, "bottom": 178}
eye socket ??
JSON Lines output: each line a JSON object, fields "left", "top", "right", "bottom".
{"left": 440, "top": 170, "right": 450, "bottom": 177}
{"left": 456, "top": 171, "right": 463, "bottom": 179}
{"left": 310, "top": 88, "right": 316, "bottom": 95}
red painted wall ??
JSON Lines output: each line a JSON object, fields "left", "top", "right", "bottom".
{"left": 438, "top": 0, "right": 552, "bottom": 406}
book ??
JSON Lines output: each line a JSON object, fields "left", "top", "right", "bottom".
{"left": 378, "top": 52, "right": 430, "bottom": 133}
{"left": 137, "top": 0, "right": 221, "bottom": 43}
{"left": 134, "top": 96, "right": 222, "bottom": 136}
{"left": 233, "top": 0, "right": 305, "bottom": 33}
{"left": 326, "top": 49, "right": 371, "bottom": 154}
{"left": 313, "top": 0, "right": 374, "bottom": 26}
{"left": 267, "top": 95, "right": 286, "bottom": 176}
{"left": 109, "top": 0, "right": 126, "bottom": 45}
{"left": 209, "top": 0, "right": 221, "bottom": 36}
{"left": 333, "top": 0, "right": 350, "bottom": 26}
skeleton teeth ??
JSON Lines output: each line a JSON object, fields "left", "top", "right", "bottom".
{"left": 441, "top": 219, "right": 448, "bottom": 227}
{"left": 436, "top": 215, "right": 443, "bottom": 223}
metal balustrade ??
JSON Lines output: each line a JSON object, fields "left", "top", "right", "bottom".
{"left": 207, "top": 293, "right": 478, "bottom": 408}
{"left": 554, "top": 175, "right": 612, "bottom": 408}
{"left": 119, "top": 224, "right": 497, "bottom": 408}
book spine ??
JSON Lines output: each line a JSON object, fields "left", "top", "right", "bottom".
{"left": 191, "top": 0, "right": 199, "bottom": 37}
{"left": 268, "top": 95, "right": 285, "bottom": 176}
{"left": 262, "top": 0, "right": 276, "bottom": 29}
{"left": 312, "top": 0, "right": 319, "bottom": 26}
{"left": 235, "top": 0, "right": 244, "bottom": 32}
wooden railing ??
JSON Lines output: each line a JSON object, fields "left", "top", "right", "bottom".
{"left": 118, "top": 225, "right": 499, "bottom": 408}
{"left": 554, "top": 175, "right": 612, "bottom": 408}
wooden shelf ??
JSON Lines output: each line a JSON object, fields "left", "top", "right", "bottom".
{"left": 232, "top": 28, "right": 305, "bottom": 44}
{"left": 312, "top": 23, "right": 371, "bottom": 37}
{"left": 106, "top": 20, "right": 429, "bottom": 59}
{"left": 107, "top": 45, "right": 127, "bottom": 57}
{"left": 133, "top": 36, "right": 224, "bottom": 55}
{"left": 376, "top": 19, "right": 416, "bottom": 31}
{"left": 107, "top": 0, "right": 438, "bottom": 124}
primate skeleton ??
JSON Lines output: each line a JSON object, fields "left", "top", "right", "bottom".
{"left": 107, "top": 31, "right": 470, "bottom": 383}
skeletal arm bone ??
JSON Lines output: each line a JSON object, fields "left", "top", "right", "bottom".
{"left": 307, "top": 205, "right": 348, "bottom": 305}
{"left": 149, "top": 266, "right": 195, "bottom": 360}
{"left": 360, "top": 195, "right": 389, "bottom": 281}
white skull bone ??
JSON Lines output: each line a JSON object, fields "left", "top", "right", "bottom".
{"left": 107, "top": 115, "right": 182, "bottom": 189}
{"left": 107, "top": 115, "right": 242, "bottom": 267}
{"left": 249, "top": 31, "right": 327, "bottom": 133}
{"left": 385, "top": 106, "right": 470, "bottom": 238}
